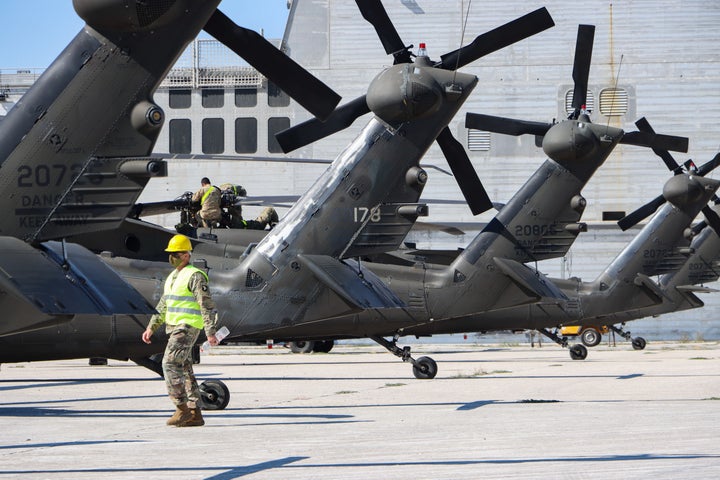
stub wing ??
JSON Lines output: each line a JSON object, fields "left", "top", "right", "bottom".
{"left": 489, "top": 257, "right": 569, "bottom": 310}
{"left": 0, "top": 237, "right": 155, "bottom": 337}
{"left": 298, "top": 254, "right": 407, "bottom": 311}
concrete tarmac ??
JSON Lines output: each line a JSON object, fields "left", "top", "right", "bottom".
{"left": 1, "top": 342, "right": 719, "bottom": 479}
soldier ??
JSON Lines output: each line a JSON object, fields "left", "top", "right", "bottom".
{"left": 218, "top": 183, "right": 279, "bottom": 230}
{"left": 191, "top": 177, "right": 221, "bottom": 227}
{"left": 219, "top": 183, "right": 247, "bottom": 228}
{"left": 141, "top": 234, "right": 219, "bottom": 427}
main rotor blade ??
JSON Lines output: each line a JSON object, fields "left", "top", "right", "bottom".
{"left": 438, "top": 7, "right": 554, "bottom": 71}
{"left": 436, "top": 127, "right": 493, "bottom": 215}
{"left": 633, "top": 117, "right": 683, "bottom": 173}
{"left": 697, "top": 152, "right": 720, "bottom": 177}
{"left": 702, "top": 206, "right": 720, "bottom": 235}
{"left": 356, "top": 0, "right": 412, "bottom": 64}
{"left": 465, "top": 113, "right": 551, "bottom": 137}
{"left": 617, "top": 194, "right": 667, "bottom": 231}
{"left": 204, "top": 9, "right": 341, "bottom": 121}
{"left": 275, "top": 95, "right": 371, "bottom": 153}
{"left": 620, "top": 131, "right": 689, "bottom": 153}
{"left": 570, "top": 25, "right": 595, "bottom": 112}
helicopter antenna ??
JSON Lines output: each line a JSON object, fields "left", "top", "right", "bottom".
{"left": 604, "top": 53, "right": 624, "bottom": 134}
{"left": 61, "top": 237, "right": 69, "bottom": 271}
{"left": 452, "top": 0, "right": 474, "bottom": 83}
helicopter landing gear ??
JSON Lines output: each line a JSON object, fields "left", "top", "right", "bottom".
{"left": 538, "top": 328, "right": 588, "bottom": 360}
{"left": 608, "top": 324, "right": 647, "bottom": 350}
{"left": 200, "top": 380, "right": 230, "bottom": 410}
{"left": 370, "top": 335, "right": 438, "bottom": 379}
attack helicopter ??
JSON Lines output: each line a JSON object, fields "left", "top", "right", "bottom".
{"left": 0, "top": 0, "right": 343, "bottom": 337}
{"left": 247, "top": 24, "right": 690, "bottom": 374}
{"left": 396, "top": 150, "right": 720, "bottom": 358}
{"left": 0, "top": 0, "right": 556, "bottom": 406}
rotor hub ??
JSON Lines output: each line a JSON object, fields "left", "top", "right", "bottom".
{"left": 366, "top": 61, "right": 444, "bottom": 124}
{"left": 663, "top": 175, "right": 720, "bottom": 207}
{"left": 542, "top": 120, "right": 599, "bottom": 164}
{"left": 73, "top": 0, "right": 186, "bottom": 32}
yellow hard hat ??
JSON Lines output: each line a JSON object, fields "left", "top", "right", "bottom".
{"left": 165, "top": 234, "right": 193, "bottom": 252}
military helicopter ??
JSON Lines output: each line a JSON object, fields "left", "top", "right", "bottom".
{"left": 396, "top": 151, "right": 720, "bottom": 357}
{"left": 0, "top": 0, "right": 345, "bottom": 334}
{"left": 0, "top": 1, "right": 556, "bottom": 406}
{"left": 249, "top": 23, "right": 691, "bottom": 373}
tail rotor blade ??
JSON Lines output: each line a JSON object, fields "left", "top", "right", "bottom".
{"left": 438, "top": 7, "right": 554, "bottom": 71}
{"left": 617, "top": 194, "right": 667, "bottom": 230}
{"left": 702, "top": 206, "right": 720, "bottom": 235}
{"left": 356, "top": 0, "right": 412, "bottom": 64}
{"left": 436, "top": 127, "right": 493, "bottom": 215}
{"left": 275, "top": 95, "right": 371, "bottom": 153}
{"left": 570, "top": 25, "right": 595, "bottom": 113}
{"left": 633, "top": 117, "right": 683, "bottom": 173}
{"left": 691, "top": 219, "right": 709, "bottom": 236}
{"left": 465, "top": 113, "right": 551, "bottom": 137}
{"left": 620, "top": 131, "right": 689, "bottom": 153}
{"left": 697, "top": 152, "right": 720, "bottom": 177}
{"left": 204, "top": 9, "right": 341, "bottom": 121}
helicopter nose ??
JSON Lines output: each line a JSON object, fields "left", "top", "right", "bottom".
{"left": 663, "top": 175, "right": 720, "bottom": 207}
{"left": 366, "top": 62, "right": 444, "bottom": 124}
{"left": 542, "top": 120, "right": 599, "bottom": 163}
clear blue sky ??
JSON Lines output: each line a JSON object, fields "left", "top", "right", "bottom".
{"left": 0, "top": 0, "right": 290, "bottom": 69}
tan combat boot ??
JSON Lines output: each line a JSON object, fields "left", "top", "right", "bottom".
{"left": 179, "top": 407, "right": 205, "bottom": 427}
{"left": 166, "top": 403, "right": 192, "bottom": 426}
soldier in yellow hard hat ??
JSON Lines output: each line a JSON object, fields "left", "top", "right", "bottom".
{"left": 141, "top": 234, "right": 219, "bottom": 427}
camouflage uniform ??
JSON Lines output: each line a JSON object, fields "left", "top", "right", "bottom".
{"left": 147, "top": 269, "right": 217, "bottom": 407}
{"left": 192, "top": 185, "right": 221, "bottom": 227}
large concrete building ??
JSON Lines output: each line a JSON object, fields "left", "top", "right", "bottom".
{"left": 1, "top": 0, "right": 719, "bottom": 340}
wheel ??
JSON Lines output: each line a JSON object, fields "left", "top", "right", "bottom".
{"left": 412, "top": 356, "right": 438, "bottom": 379}
{"left": 580, "top": 328, "right": 602, "bottom": 347}
{"left": 200, "top": 380, "right": 230, "bottom": 410}
{"left": 289, "top": 341, "right": 315, "bottom": 354}
{"left": 312, "top": 340, "right": 334, "bottom": 353}
{"left": 569, "top": 344, "right": 588, "bottom": 360}
{"left": 631, "top": 337, "right": 647, "bottom": 350}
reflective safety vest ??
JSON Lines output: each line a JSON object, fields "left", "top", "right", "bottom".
{"left": 164, "top": 265, "right": 208, "bottom": 329}
{"left": 200, "top": 186, "right": 219, "bottom": 205}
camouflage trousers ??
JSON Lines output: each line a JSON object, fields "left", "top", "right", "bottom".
{"left": 162, "top": 325, "right": 201, "bottom": 407}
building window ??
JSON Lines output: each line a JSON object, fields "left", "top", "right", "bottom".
{"left": 235, "top": 118, "right": 257, "bottom": 153}
{"left": 169, "top": 89, "right": 191, "bottom": 109}
{"left": 202, "top": 118, "right": 224, "bottom": 154}
{"left": 564, "top": 89, "right": 595, "bottom": 115}
{"left": 268, "top": 117, "right": 290, "bottom": 153}
{"left": 599, "top": 88, "right": 628, "bottom": 116}
{"left": 202, "top": 89, "right": 225, "bottom": 108}
{"left": 467, "top": 129, "right": 491, "bottom": 152}
{"left": 169, "top": 119, "right": 192, "bottom": 153}
{"left": 235, "top": 88, "right": 258, "bottom": 108}
{"left": 268, "top": 81, "right": 290, "bottom": 107}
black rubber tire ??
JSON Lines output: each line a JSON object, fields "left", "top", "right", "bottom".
{"left": 580, "top": 328, "right": 602, "bottom": 347}
{"left": 632, "top": 337, "right": 647, "bottom": 350}
{"left": 412, "top": 356, "right": 438, "bottom": 379}
{"left": 289, "top": 341, "right": 315, "bottom": 354}
{"left": 200, "top": 380, "right": 230, "bottom": 410}
{"left": 569, "top": 344, "right": 588, "bottom": 360}
{"left": 312, "top": 340, "right": 334, "bottom": 353}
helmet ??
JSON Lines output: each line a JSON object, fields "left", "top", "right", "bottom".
{"left": 165, "top": 234, "right": 192, "bottom": 252}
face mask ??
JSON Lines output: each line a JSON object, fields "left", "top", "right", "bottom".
{"left": 169, "top": 254, "right": 183, "bottom": 267}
